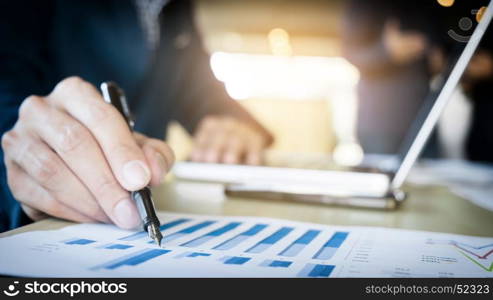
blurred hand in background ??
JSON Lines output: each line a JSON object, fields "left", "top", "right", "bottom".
{"left": 190, "top": 115, "right": 273, "bottom": 165}
{"left": 383, "top": 20, "right": 428, "bottom": 65}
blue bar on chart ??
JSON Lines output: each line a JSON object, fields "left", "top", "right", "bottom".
{"left": 158, "top": 221, "right": 216, "bottom": 244}
{"left": 313, "top": 232, "right": 349, "bottom": 260}
{"left": 221, "top": 256, "right": 251, "bottom": 265}
{"left": 180, "top": 222, "right": 241, "bottom": 247}
{"left": 279, "top": 229, "right": 320, "bottom": 257}
{"left": 175, "top": 252, "right": 211, "bottom": 259}
{"left": 260, "top": 260, "right": 292, "bottom": 268}
{"left": 64, "top": 238, "right": 96, "bottom": 245}
{"left": 92, "top": 249, "right": 170, "bottom": 270}
{"left": 297, "top": 263, "right": 335, "bottom": 278}
{"left": 213, "top": 224, "right": 268, "bottom": 250}
{"left": 119, "top": 218, "right": 190, "bottom": 241}
{"left": 101, "top": 243, "right": 133, "bottom": 250}
{"left": 245, "top": 227, "right": 293, "bottom": 254}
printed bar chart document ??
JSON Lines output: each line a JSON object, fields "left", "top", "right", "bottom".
{"left": 0, "top": 212, "right": 492, "bottom": 277}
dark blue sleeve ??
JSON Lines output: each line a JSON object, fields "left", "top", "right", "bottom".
{"left": 0, "top": 1, "right": 55, "bottom": 232}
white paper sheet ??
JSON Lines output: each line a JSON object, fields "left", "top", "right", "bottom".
{"left": 0, "top": 212, "right": 491, "bottom": 277}
{"left": 408, "top": 159, "right": 493, "bottom": 212}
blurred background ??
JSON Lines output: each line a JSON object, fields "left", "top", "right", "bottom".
{"left": 168, "top": 0, "right": 361, "bottom": 166}
{"left": 167, "top": 0, "right": 492, "bottom": 168}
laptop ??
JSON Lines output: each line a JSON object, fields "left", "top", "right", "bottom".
{"left": 172, "top": 2, "right": 493, "bottom": 209}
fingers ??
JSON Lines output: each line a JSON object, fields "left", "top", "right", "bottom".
{"left": 191, "top": 116, "right": 223, "bottom": 162}
{"left": 6, "top": 79, "right": 143, "bottom": 229}
{"left": 47, "top": 77, "right": 151, "bottom": 191}
{"left": 21, "top": 204, "right": 49, "bottom": 222}
{"left": 2, "top": 126, "right": 109, "bottom": 223}
{"left": 5, "top": 161, "right": 96, "bottom": 223}
{"left": 198, "top": 130, "right": 230, "bottom": 163}
{"left": 17, "top": 96, "right": 140, "bottom": 228}
{"left": 222, "top": 136, "right": 243, "bottom": 164}
{"left": 134, "top": 133, "right": 175, "bottom": 186}
{"left": 191, "top": 116, "right": 237, "bottom": 163}
{"left": 245, "top": 140, "right": 263, "bottom": 165}
{"left": 190, "top": 116, "right": 267, "bottom": 165}
{"left": 1, "top": 77, "right": 174, "bottom": 229}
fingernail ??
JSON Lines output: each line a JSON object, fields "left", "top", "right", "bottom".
{"left": 155, "top": 152, "right": 167, "bottom": 183}
{"left": 113, "top": 199, "right": 141, "bottom": 229}
{"left": 123, "top": 160, "right": 151, "bottom": 189}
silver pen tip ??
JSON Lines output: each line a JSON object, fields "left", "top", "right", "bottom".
{"left": 147, "top": 223, "right": 163, "bottom": 247}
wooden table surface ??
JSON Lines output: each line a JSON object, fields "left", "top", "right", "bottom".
{"left": 2, "top": 177, "right": 493, "bottom": 238}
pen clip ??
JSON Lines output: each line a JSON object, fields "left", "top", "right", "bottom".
{"left": 100, "top": 81, "right": 135, "bottom": 129}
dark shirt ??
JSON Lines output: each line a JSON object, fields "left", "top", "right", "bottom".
{"left": 0, "top": 0, "right": 254, "bottom": 232}
{"left": 341, "top": 0, "right": 437, "bottom": 154}
{"left": 342, "top": 0, "right": 493, "bottom": 159}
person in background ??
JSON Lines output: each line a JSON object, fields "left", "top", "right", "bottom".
{"left": 341, "top": 0, "right": 439, "bottom": 155}
{"left": 428, "top": 0, "right": 493, "bottom": 164}
{"left": 464, "top": 41, "right": 493, "bottom": 164}
{"left": 457, "top": 4, "right": 493, "bottom": 164}
{"left": 343, "top": 0, "right": 493, "bottom": 164}
{"left": 0, "top": 0, "right": 273, "bottom": 232}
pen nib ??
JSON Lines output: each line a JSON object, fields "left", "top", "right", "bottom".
{"left": 147, "top": 223, "right": 163, "bottom": 247}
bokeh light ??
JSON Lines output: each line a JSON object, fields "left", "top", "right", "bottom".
{"left": 210, "top": 52, "right": 359, "bottom": 101}
{"left": 268, "top": 28, "right": 293, "bottom": 56}
{"left": 437, "top": 0, "right": 455, "bottom": 7}
{"left": 477, "top": 6, "right": 487, "bottom": 22}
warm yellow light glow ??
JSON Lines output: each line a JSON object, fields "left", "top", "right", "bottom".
{"left": 210, "top": 52, "right": 363, "bottom": 161}
{"left": 437, "top": 0, "right": 454, "bottom": 7}
{"left": 210, "top": 52, "right": 360, "bottom": 101}
{"left": 333, "top": 142, "right": 364, "bottom": 166}
{"left": 477, "top": 6, "right": 487, "bottom": 22}
{"left": 268, "top": 28, "right": 292, "bottom": 56}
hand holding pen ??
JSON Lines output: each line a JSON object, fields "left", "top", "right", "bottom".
{"left": 101, "top": 82, "right": 168, "bottom": 246}
{"left": 3, "top": 77, "right": 174, "bottom": 234}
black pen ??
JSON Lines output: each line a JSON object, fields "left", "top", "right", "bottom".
{"left": 100, "top": 81, "right": 163, "bottom": 246}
